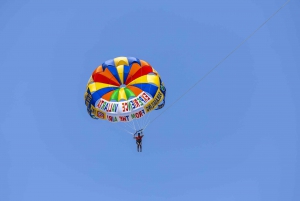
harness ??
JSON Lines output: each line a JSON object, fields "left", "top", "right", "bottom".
{"left": 134, "top": 129, "right": 143, "bottom": 137}
{"left": 134, "top": 129, "right": 143, "bottom": 143}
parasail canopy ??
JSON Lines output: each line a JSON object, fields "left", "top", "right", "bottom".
{"left": 84, "top": 56, "right": 166, "bottom": 128}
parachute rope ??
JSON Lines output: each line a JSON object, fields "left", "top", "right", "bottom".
{"left": 116, "top": 123, "right": 134, "bottom": 135}
{"left": 144, "top": 0, "right": 290, "bottom": 129}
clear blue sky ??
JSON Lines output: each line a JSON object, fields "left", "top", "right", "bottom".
{"left": 1, "top": 0, "right": 299, "bottom": 200}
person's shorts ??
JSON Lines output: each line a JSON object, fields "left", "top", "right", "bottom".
{"left": 136, "top": 140, "right": 142, "bottom": 145}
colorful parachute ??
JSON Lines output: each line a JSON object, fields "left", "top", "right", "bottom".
{"left": 84, "top": 56, "right": 166, "bottom": 133}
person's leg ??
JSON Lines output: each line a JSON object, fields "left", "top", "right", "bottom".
{"left": 138, "top": 141, "right": 142, "bottom": 152}
{"left": 136, "top": 142, "right": 139, "bottom": 152}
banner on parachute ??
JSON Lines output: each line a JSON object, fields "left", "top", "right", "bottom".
{"left": 94, "top": 92, "right": 152, "bottom": 115}
{"left": 84, "top": 89, "right": 99, "bottom": 119}
{"left": 85, "top": 88, "right": 165, "bottom": 123}
{"left": 144, "top": 88, "right": 165, "bottom": 113}
{"left": 90, "top": 105, "right": 107, "bottom": 119}
{"left": 89, "top": 105, "right": 148, "bottom": 122}
{"left": 106, "top": 108, "right": 147, "bottom": 122}
{"left": 155, "top": 82, "right": 166, "bottom": 110}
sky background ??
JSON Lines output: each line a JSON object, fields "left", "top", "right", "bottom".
{"left": 0, "top": 0, "right": 299, "bottom": 200}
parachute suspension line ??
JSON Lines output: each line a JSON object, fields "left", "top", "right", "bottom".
{"left": 143, "top": 115, "right": 152, "bottom": 131}
{"left": 139, "top": 112, "right": 145, "bottom": 129}
{"left": 142, "top": 111, "right": 153, "bottom": 131}
{"left": 122, "top": 121, "right": 135, "bottom": 131}
{"left": 141, "top": 115, "right": 148, "bottom": 130}
{"left": 116, "top": 123, "right": 134, "bottom": 135}
{"left": 141, "top": 114, "right": 147, "bottom": 130}
{"left": 131, "top": 118, "right": 137, "bottom": 131}
{"left": 141, "top": 109, "right": 152, "bottom": 129}
{"left": 135, "top": 117, "right": 142, "bottom": 131}
{"left": 128, "top": 119, "right": 136, "bottom": 131}
{"left": 125, "top": 121, "right": 135, "bottom": 131}
{"left": 144, "top": 0, "right": 290, "bottom": 129}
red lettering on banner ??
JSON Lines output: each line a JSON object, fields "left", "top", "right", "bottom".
{"left": 134, "top": 110, "right": 144, "bottom": 118}
{"left": 122, "top": 102, "right": 128, "bottom": 112}
{"left": 133, "top": 99, "right": 140, "bottom": 107}
{"left": 119, "top": 116, "right": 127, "bottom": 122}
{"left": 97, "top": 111, "right": 104, "bottom": 119}
{"left": 97, "top": 100, "right": 104, "bottom": 108}
{"left": 142, "top": 93, "right": 151, "bottom": 102}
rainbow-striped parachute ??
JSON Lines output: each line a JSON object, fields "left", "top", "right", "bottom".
{"left": 84, "top": 56, "right": 166, "bottom": 134}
